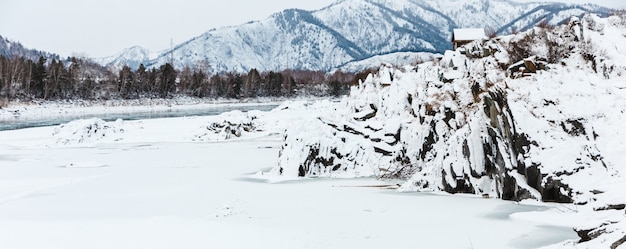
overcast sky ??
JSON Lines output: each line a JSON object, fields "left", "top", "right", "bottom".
{"left": 0, "top": 0, "right": 624, "bottom": 58}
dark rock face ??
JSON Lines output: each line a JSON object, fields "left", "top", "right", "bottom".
{"left": 542, "top": 177, "right": 573, "bottom": 203}
{"left": 612, "top": 235, "right": 626, "bottom": 249}
{"left": 575, "top": 228, "right": 596, "bottom": 243}
{"left": 562, "top": 119, "right": 587, "bottom": 136}
{"left": 575, "top": 223, "right": 626, "bottom": 248}
{"left": 593, "top": 204, "right": 626, "bottom": 211}
{"left": 524, "top": 164, "right": 542, "bottom": 193}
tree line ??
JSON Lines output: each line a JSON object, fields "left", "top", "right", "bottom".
{"left": 0, "top": 55, "right": 364, "bottom": 101}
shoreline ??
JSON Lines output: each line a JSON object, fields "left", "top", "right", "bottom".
{"left": 0, "top": 96, "right": 331, "bottom": 122}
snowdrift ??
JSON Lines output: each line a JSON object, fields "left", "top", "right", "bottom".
{"left": 271, "top": 14, "right": 626, "bottom": 248}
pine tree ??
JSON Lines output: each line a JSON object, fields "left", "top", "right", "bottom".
{"left": 118, "top": 65, "right": 133, "bottom": 98}
{"left": 266, "top": 71, "right": 283, "bottom": 96}
{"left": 147, "top": 68, "right": 158, "bottom": 97}
{"left": 178, "top": 67, "right": 193, "bottom": 95}
{"left": 31, "top": 56, "right": 47, "bottom": 98}
{"left": 157, "top": 63, "right": 177, "bottom": 98}
{"left": 135, "top": 64, "right": 148, "bottom": 96}
{"left": 191, "top": 70, "right": 206, "bottom": 97}
{"left": 228, "top": 73, "right": 242, "bottom": 98}
{"left": 244, "top": 68, "right": 261, "bottom": 97}
{"left": 210, "top": 74, "right": 223, "bottom": 98}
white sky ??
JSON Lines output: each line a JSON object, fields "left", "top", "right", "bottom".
{"left": 0, "top": 0, "right": 624, "bottom": 58}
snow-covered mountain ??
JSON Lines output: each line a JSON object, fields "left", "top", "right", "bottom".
{"left": 94, "top": 46, "right": 156, "bottom": 71}
{"left": 99, "top": 0, "right": 612, "bottom": 73}
{"left": 270, "top": 13, "right": 626, "bottom": 248}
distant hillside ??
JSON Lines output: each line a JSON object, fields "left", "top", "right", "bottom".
{"left": 0, "top": 35, "right": 59, "bottom": 61}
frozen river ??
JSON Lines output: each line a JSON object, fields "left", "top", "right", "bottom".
{"left": 0, "top": 104, "right": 278, "bottom": 131}
{"left": 0, "top": 104, "right": 578, "bottom": 249}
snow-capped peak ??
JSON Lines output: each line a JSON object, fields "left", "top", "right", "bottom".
{"left": 95, "top": 45, "right": 156, "bottom": 71}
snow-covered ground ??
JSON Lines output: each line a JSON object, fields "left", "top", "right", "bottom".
{"left": 0, "top": 100, "right": 578, "bottom": 249}
{"left": 3, "top": 13, "right": 626, "bottom": 249}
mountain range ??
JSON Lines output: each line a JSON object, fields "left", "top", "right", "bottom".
{"left": 3, "top": 0, "right": 614, "bottom": 73}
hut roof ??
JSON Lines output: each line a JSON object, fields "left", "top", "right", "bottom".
{"left": 453, "top": 28, "right": 487, "bottom": 41}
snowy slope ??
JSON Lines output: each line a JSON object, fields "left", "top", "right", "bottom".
{"left": 332, "top": 51, "right": 437, "bottom": 73}
{"left": 98, "top": 0, "right": 612, "bottom": 73}
{"left": 269, "top": 14, "right": 626, "bottom": 248}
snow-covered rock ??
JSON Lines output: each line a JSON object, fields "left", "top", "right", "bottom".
{"left": 53, "top": 118, "right": 125, "bottom": 145}
{"left": 271, "top": 14, "right": 626, "bottom": 248}
{"left": 193, "top": 111, "right": 263, "bottom": 141}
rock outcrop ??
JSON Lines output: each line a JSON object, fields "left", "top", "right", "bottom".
{"left": 271, "top": 14, "right": 626, "bottom": 248}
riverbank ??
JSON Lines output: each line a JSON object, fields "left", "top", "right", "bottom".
{"left": 0, "top": 97, "right": 288, "bottom": 121}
